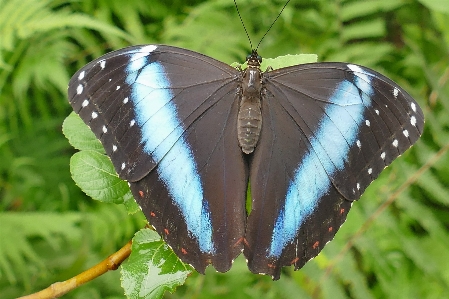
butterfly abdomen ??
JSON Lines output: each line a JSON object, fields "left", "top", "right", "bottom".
{"left": 238, "top": 98, "right": 262, "bottom": 154}
{"left": 238, "top": 65, "right": 263, "bottom": 154}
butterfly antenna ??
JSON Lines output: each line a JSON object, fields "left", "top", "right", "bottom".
{"left": 234, "top": 0, "right": 253, "bottom": 50}
{"left": 255, "top": 0, "right": 291, "bottom": 51}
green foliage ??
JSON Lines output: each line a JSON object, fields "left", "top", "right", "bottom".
{"left": 1, "top": 0, "right": 448, "bottom": 298}
{"left": 233, "top": 53, "right": 318, "bottom": 70}
{"left": 63, "top": 112, "right": 140, "bottom": 212}
{"left": 121, "top": 229, "right": 192, "bottom": 299}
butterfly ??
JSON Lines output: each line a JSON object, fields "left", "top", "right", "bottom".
{"left": 68, "top": 44, "right": 424, "bottom": 280}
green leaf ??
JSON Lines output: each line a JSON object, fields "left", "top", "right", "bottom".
{"left": 65, "top": 112, "right": 140, "bottom": 213}
{"left": 121, "top": 229, "right": 192, "bottom": 299}
{"left": 261, "top": 54, "right": 318, "bottom": 71}
{"left": 62, "top": 112, "right": 104, "bottom": 152}
{"left": 418, "top": 0, "right": 449, "bottom": 14}
{"left": 70, "top": 150, "right": 132, "bottom": 205}
{"left": 231, "top": 53, "right": 318, "bottom": 71}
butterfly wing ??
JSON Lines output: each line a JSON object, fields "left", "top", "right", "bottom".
{"left": 68, "top": 45, "right": 248, "bottom": 272}
{"left": 244, "top": 62, "right": 424, "bottom": 279}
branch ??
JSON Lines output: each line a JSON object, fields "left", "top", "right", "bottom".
{"left": 18, "top": 240, "right": 132, "bottom": 299}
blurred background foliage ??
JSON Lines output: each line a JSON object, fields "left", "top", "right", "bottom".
{"left": 0, "top": 0, "right": 448, "bottom": 298}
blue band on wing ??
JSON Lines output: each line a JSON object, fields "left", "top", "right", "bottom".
{"left": 126, "top": 45, "right": 214, "bottom": 253}
{"left": 269, "top": 65, "right": 373, "bottom": 257}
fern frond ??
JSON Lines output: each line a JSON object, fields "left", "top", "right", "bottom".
{"left": 0, "top": 212, "right": 81, "bottom": 285}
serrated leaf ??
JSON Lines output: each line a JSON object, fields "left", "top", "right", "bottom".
{"left": 70, "top": 150, "right": 131, "bottom": 204}
{"left": 121, "top": 229, "right": 192, "bottom": 299}
{"left": 62, "top": 112, "right": 104, "bottom": 152}
{"left": 124, "top": 193, "right": 142, "bottom": 214}
{"left": 261, "top": 54, "right": 318, "bottom": 71}
{"left": 231, "top": 53, "right": 318, "bottom": 71}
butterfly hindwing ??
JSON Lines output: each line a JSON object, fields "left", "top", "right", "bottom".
{"left": 244, "top": 71, "right": 354, "bottom": 278}
{"left": 68, "top": 45, "right": 249, "bottom": 272}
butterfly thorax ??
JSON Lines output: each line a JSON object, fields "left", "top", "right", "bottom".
{"left": 238, "top": 52, "right": 263, "bottom": 154}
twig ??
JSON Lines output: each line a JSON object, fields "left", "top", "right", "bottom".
{"left": 18, "top": 240, "right": 132, "bottom": 299}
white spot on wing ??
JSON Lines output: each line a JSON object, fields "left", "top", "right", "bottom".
{"left": 130, "top": 119, "right": 135, "bottom": 127}
{"left": 381, "top": 152, "right": 386, "bottom": 160}
{"left": 357, "top": 183, "right": 360, "bottom": 190}
{"left": 375, "top": 109, "right": 379, "bottom": 115}
{"left": 411, "top": 116, "right": 417, "bottom": 127}
{"left": 393, "top": 87, "right": 399, "bottom": 98}
{"left": 347, "top": 64, "right": 373, "bottom": 96}
{"left": 127, "top": 45, "right": 158, "bottom": 72}
{"left": 82, "top": 99, "right": 89, "bottom": 107}
{"left": 356, "top": 140, "right": 361, "bottom": 148}
{"left": 116, "top": 85, "right": 121, "bottom": 90}
{"left": 365, "top": 119, "right": 370, "bottom": 127}
{"left": 403, "top": 130, "right": 409, "bottom": 137}
{"left": 78, "top": 71, "right": 85, "bottom": 80}
{"left": 123, "top": 97, "right": 129, "bottom": 104}
{"left": 393, "top": 139, "right": 398, "bottom": 147}
{"left": 113, "top": 145, "right": 117, "bottom": 152}
{"left": 91, "top": 112, "right": 98, "bottom": 119}
{"left": 76, "top": 84, "right": 83, "bottom": 94}
{"left": 121, "top": 162, "right": 125, "bottom": 170}
{"left": 100, "top": 60, "right": 106, "bottom": 69}
{"left": 368, "top": 168, "right": 372, "bottom": 174}
{"left": 102, "top": 125, "right": 107, "bottom": 133}
{"left": 141, "top": 45, "right": 158, "bottom": 53}
{"left": 411, "top": 102, "right": 416, "bottom": 112}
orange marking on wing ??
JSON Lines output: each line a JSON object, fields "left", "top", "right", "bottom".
{"left": 290, "top": 257, "right": 300, "bottom": 265}
{"left": 164, "top": 228, "right": 169, "bottom": 235}
{"left": 340, "top": 208, "right": 345, "bottom": 214}
{"left": 181, "top": 248, "right": 188, "bottom": 255}
{"left": 234, "top": 237, "right": 249, "bottom": 248}
{"left": 312, "top": 241, "right": 319, "bottom": 249}
{"left": 150, "top": 211, "right": 156, "bottom": 217}
{"left": 328, "top": 226, "right": 333, "bottom": 232}
{"left": 139, "top": 190, "right": 144, "bottom": 197}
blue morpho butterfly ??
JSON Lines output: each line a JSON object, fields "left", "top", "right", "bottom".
{"left": 68, "top": 43, "right": 424, "bottom": 279}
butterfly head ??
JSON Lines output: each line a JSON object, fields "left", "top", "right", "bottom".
{"left": 246, "top": 50, "right": 262, "bottom": 68}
